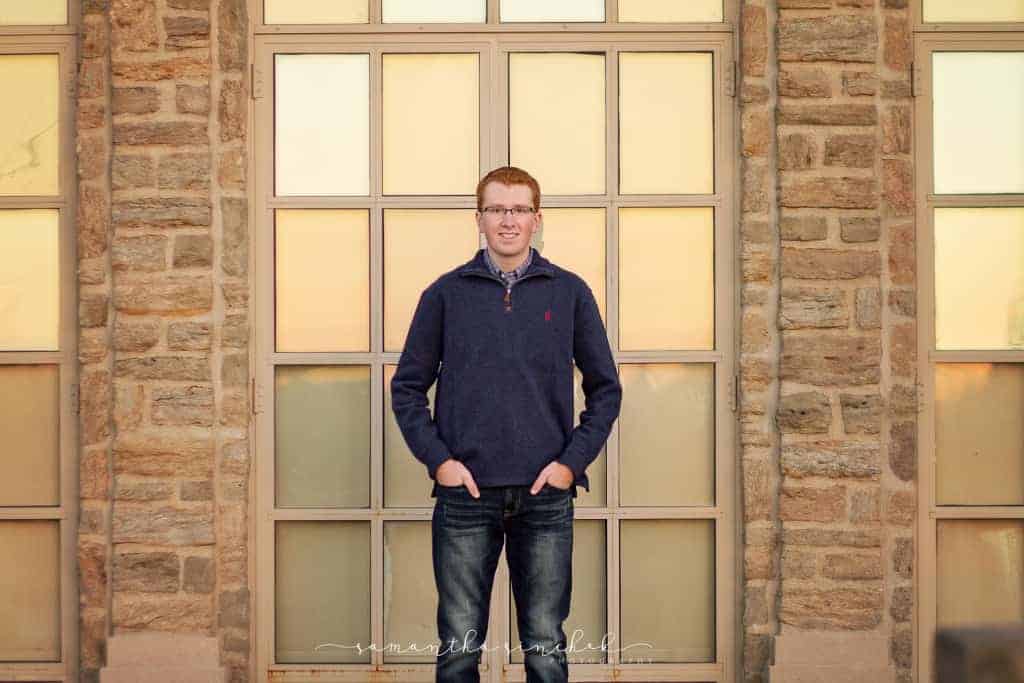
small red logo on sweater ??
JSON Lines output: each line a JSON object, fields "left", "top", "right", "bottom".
{"left": 544, "top": 310, "right": 551, "bottom": 321}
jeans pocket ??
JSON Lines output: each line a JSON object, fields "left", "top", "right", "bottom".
{"left": 441, "top": 498, "right": 483, "bottom": 532}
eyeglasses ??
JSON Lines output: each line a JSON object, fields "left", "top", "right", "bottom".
{"left": 481, "top": 205, "right": 537, "bottom": 217}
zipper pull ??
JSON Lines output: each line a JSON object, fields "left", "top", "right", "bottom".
{"left": 504, "top": 286, "right": 512, "bottom": 312}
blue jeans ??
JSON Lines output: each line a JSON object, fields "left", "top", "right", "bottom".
{"left": 431, "top": 482, "right": 575, "bottom": 683}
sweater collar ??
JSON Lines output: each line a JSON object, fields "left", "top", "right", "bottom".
{"left": 459, "top": 247, "right": 555, "bottom": 279}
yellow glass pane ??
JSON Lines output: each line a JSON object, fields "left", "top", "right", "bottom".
{"left": 619, "top": 364, "right": 714, "bottom": 507}
{"left": 275, "top": 54, "right": 369, "bottom": 196}
{"left": 935, "top": 208, "right": 1024, "bottom": 350}
{"left": 619, "top": 208, "right": 714, "bottom": 351}
{"left": 533, "top": 208, "right": 606, "bottom": 322}
{"left": 925, "top": 0, "right": 1024, "bottom": 22}
{"left": 0, "top": 366, "right": 59, "bottom": 506}
{"left": 936, "top": 364, "right": 1024, "bottom": 505}
{"left": 276, "top": 521, "right": 371, "bottom": 663}
{"left": 384, "top": 364, "right": 436, "bottom": 508}
{"left": 620, "top": 519, "right": 714, "bottom": 662}
{"left": 574, "top": 367, "right": 607, "bottom": 507}
{"left": 275, "top": 209, "right": 369, "bottom": 352}
{"left": 511, "top": 520, "right": 606, "bottom": 663}
{"left": 933, "top": 52, "right": 1024, "bottom": 194}
{"left": 510, "top": 53, "right": 605, "bottom": 195}
{"left": 265, "top": 0, "right": 367, "bottom": 23}
{"left": 619, "top": 0, "right": 723, "bottom": 22}
{"left": 619, "top": 52, "right": 713, "bottom": 195}
{"left": 0, "top": 55, "right": 59, "bottom": 196}
{"left": 384, "top": 209, "right": 479, "bottom": 352}
{"left": 384, "top": 522, "right": 440, "bottom": 663}
{"left": 383, "top": 0, "right": 486, "bottom": 22}
{"left": 0, "top": 209, "right": 59, "bottom": 351}
{"left": 0, "top": 521, "right": 60, "bottom": 661}
{"left": 383, "top": 54, "right": 479, "bottom": 195}
{"left": 0, "top": 0, "right": 66, "bottom": 24}
{"left": 501, "top": 0, "right": 604, "bottom": 21}
{"left": 937, "top": 520, "right": 1024, "bottom": 626}
{"left": 276, "top": 366, "right": 370, "bottom": 508}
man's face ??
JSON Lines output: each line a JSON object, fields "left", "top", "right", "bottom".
{"left": 476, "top": 182, "right": 541, "bottom": 262}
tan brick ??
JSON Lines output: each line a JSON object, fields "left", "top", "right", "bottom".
{"left": 782, "top": 547, "right": 817, "bottom": 579}
{"left": 78, "top": 184, "right": 109, "bottom": 259}
{"left": 176, "top": 83, "right": 210, "bottom": 115}
{"left": 780, "top": 286, "right": 848, "bottom": 329}
{"left": 840, "top": 393, "right": 882, "bottom": 434}
{"left": 168, "top": 320, "right": 212, "bottom": 351}
{"left": 824, "top": 134, "right": 876, "bottom": 168}
{"left": 741, "top": 5, "right": 766, "bottom": 77}
{"left": 887, "top": 491, "right": 916, "bottom": 527}
{"left": 890, "top": 322, "right": 915, "bottom": 378}
{"left": 78, "top": 135, "right": 107, "bottom": 182}
{"left": 113, "top": 551, "right": 179, "bottom": 592}
{"left": 840, "top": 216, "right": 880, "bottom": 243}
{"left": 112, "top": 234, "right": 167, "bottom": 271}
{"left": 782, "top": 441, "right": 881, "bottom": 479}
{"left": 114, "top": 382, "right": 145, "bottom": 432}
{"left": 777, "top": 391, "right": 832, "bottom": 433}
{"left": 113, "top": 318, "right": 161, "bottom": 352}
{"left": 112, "top": 55, "right": 211, "bottom": 82}
{"left": 780, "top": 586, "right": 883, "bottom": 630}
{"left": 222, "top": 352, "right": 249, "bottom": 387}
{"left": 81, "top": 370, "right": 113, "bottom": 445}
{"left": 822, "top": 551, "right": 883, "bottom": 580}
{"left": 781, "top": 333, "right": 881, "bottom": 386}
{"left": 743, "top": 455, "right": 773, "bottom": 522}
{"left": 113, "top": 593, "right": 214, "bottom": 631}
{"left": 112, "top": 86, "right": 160, "bottom": 114}
{"left": 218, "top": 148, "right": 246, "bottom": 189}
{"left": 743, "top": 160, "right": 769, "bottom": 213}
{"left": 79, "top": 541, "right": 108, "bottom": 609}
{"left": 882, "top": 105, "right": 912, "bottom": 154}
{"left": 778, "top": 15, "right": 877, "bottom": 63}
{"left": 742, "top": 109, "right": 771, "bottom": 158}
{"left": 780, "top": 484, "right": 846, "bottom": 522}
{"left": 784, "top": 527, "right": 881, "bottom": 548}
{"left": 883, "top": 158, "right": 913, "bottom": 217}
{"left": 115, "top": 356, "right": 211, "bottom": 382}
{"left": 81, "top": 443, "right": 110, "bottom": 499}
{"left": 181, "top": 480, "right": 214, "bottom": 502}
{"left": 849, "top": 487, "right": 881, "bottom": 524}
{"left": 151, "top": 384, "right": 215, "bottom": 426}
{"left": 165, "top": 15, "right": 210, "bottom": 50}
{"left": 113, "top": 121, "right": 209, "bottom": 146}
{"left": 112, "top": 197, "right": 212, "bottom": 229}
{"left": 884, "top": 15, "right": 912, "bottom": 71}
{"left": 223, "top": 197, "right": 248, "bottom": 277}
{"left": 889, "top": 223, "right": 915, "bottom": 285}
{"left": 781, "top": 177, "right": 878, "bottom": 209}
{"left": 893, "top": 536, "right": 913, "bottom": 577}
{"left": 779, "top": 67, "right": 832, "bottom": 98}
{"left": 778, "top": 104, "right": 877, "bottom": 126}
{"left": 112, "top": 153, "right": 156, "bottom": 189}
{"left": 779, "top": 134, "right": 817, "bottom": 171}
{"left": 782, "top": 247, "right": 880, "bottom": 280}
{"left": 842, "top": 70, "right": 878, "bottom": 96}
{"left": 184, "top": 556, "right": 216, "bottom": 593}
{"left": 158, "top": 152, "right": 211, "bottom": 190}
{"left": 780, "top": 214, "right": 828, "bottom": 241}
{"left": 115, "top": 479, "right": 174, "bottom": 501}
{"left": 855, "top": 287, "right": 881, "bottom": 328}
{"left": 111, "top": 0, "right": 159, "bottom": 52}
{"left": 114, "top": 432, "right": 214, "bottom": 477}
{"left": 220, "top": 78, "right": 246, "bottom": 142}
{"left": 173, "top": 233, "right": 214, "bottom": 268}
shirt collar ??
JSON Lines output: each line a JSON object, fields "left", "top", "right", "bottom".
{"left": 483, "top": 246, "right": 534, "bottom": 281}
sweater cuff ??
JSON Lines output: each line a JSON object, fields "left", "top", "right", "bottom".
{"left": 556, "top": 450, "right": 589, "bottom": 481}
{"left": 423, "top": 446, "right": 451, "bottom": 480}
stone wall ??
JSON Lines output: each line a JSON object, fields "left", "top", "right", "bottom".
{"left": 738, "top": 0, "right": 917, "bottom": 680}
{"left": 75, "top": 1, "right": 251, "bottom": 681}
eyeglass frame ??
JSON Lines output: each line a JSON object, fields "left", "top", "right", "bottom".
{"left": 480, "top": 205, "right": 538, "bottom": 218}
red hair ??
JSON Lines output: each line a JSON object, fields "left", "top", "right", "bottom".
{"left": 475, "top": 166, "right": 541, "bottom": 211}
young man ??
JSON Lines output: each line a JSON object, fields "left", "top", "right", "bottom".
{"left": 391, "top": 166, "right": 622, "bottom": 683}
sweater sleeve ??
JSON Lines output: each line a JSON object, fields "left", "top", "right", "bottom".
{"left": 389, "top": 285, "right": 451, "bottom": 479}
{"left": 556, "top": 281, "right": 623, "bottom": 479}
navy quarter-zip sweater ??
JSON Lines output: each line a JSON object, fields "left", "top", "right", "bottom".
{"left": 390, "top": 248, "right": 622, "bottom": 494}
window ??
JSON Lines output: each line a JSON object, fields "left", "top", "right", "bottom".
{"left": 0, "top": 3, "right": 78, "bottom": 682}
{"left": 254, "top": 2, "right": 737, "bottom": 680}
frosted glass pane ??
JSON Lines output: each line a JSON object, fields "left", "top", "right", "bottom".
{"left": 0, "top": 366, "right": 59, "bottom": 506}
{"left": 275, "top": 209, "right": 370, "bottom": 352}
{"left": 384, "top": 209, "right": 479, "bottom": 352}
{"left": 937, "top": 520, "right": 1024, "bottom": 626}
{"left": 275, "top": 54, "right": 369, "bottom": 196}
{"left": 620, "top": 520, "right": 714, "bottom": 662}
{"left": 925, "top": 0, "right": 1024, "bottom": 22}
{"left": 0, "top": 55, "right": 59, "bottom": 196}
{"left": 0, "top": 209, "right": 59, "bottom": 351}
{"left": 384, "top": 364, "right": 436, "bottom": 508}
{"left": 383, "top": 54, "right": 479, "bottom": 195}
{"left": 511, "top": 520, "right": 606, "bottom": 663}
{"left": 619, "top": 208, "right": 714, "bottom": 351}
{"left": 501, "top": 0, "right": 604, "bottom": 21}
{"left": 276, "top": 366, "right": 370, "bottom": 508}
{"left": 510, "top": 53, "right": 605, "bottom": 195}
{"left": 620, "top": 52, "right": 714, "bottom": 195}
{"left": 276, "top": 521, "right": 371, "bottom": 663}
{"left": 933, "top": 52, "right": 1024, "bottom": 194}
{"left": 619, "top": 364, "right": 714, "bottom": 507}
{"left": 265, "top": 0, "right": 367, "bottom": 23}
{"left": 0, "top": 521, "right": 60, "bottom": 661}
{"left": 936, "top": 364, "right": 1024, "bottom": 505}
{"left": 532, "top": 208, "right": 606, "bottom": 321}
{"left": 0, "top": 0, "right": 66, "bottom": 24}
{"left": 384, "top": 0, "right": 486, "bottom": 22}
{"left": 384, "top": 522, "right": 440, "bottom": 662}
{"left": 619, "top": 0, "right": 723, "bottom": 22}
{"left": 574, "top": 367, "right": 607, "bottom": 507}
{"left": 934, "top": 208, "right": 1024, "bottom": 350}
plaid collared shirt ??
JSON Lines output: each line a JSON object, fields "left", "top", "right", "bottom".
{"left": 482, "top": 246, "right": 534, "bottom": 288}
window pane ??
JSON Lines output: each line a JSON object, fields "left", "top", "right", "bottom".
{"left": 275, "top": 54, "right": 369, "bottom": 196}
{"left": 384, "top": 522, "right": 439, "bottom": 663}
{"left": 934, "top": 208, "right": 1024, "bottom": 350}
{"left": 265, "top": 0, "right": 368, "bottom": 23}
{"left": 276, "top": 521, "right": 371, "bottom": 663}
{"left": 619, "top": 208, "right": 714, "bottom": 351}
{"left": 384, "top": 364, "right": 436, "bottom": 508}
{"left": 384, "top": 209, "right": 479, "bottom": 352}
{"left": 383, "top": 0, "right": 486, "bottom": 22}
{"left": 511, "top": 519, "right": 606, "bottom": 663}
{"left": 510, "top": 53, "right": 605, "bottom": 195}
{"left": 533, "top": 208, "right": 606, "bottom": 321}
{"left": 933, "top": 52, "right": 1024, "bottom": 194}
{"left": 619, "top": 0, "right": 723, "bottom": 22}
{"left": 924, "top": 0, "right": 1024, "bottom": 22}
{"left": 275, "top": 209, "right": 369, "bottom": 352}
{"left": 0, "top": 55, "right": 59, "bottom": 196}
{"left": 936, "top": 364, "right": 1024, "bottom": 505}
{"left": 383, "top": 54, "right": 479, "bottom": 195}
{"left": 574, "top": 367, "right": 607, "bottom": 507}
{"left": 0, "top": 0, "right": 66, "bottom": 24}
{"left": 501, "top": 0, "right": 603, "bottom": 21}
{"left": 620, "top": 52, "right": 714, "bottom": 195}
{"left": 0, "top": 521, "right": 60, "bottom": 661}
{"left": 937, "top": 520, "right": 1024, "bottom": 626}
{"left": 0, "top": 366, "right": 59, "bottom": 506}
{"left": 619, "top": 364, "right": 714, "bottom": 507}
{"left": 0, "top": 209, "right": 59, "bottom": 351}
{"left": 620, "top": 519, "right": 714, "bottom": 662}
{"left": 275, "top": 366, "right": 370, "bottom": 508}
